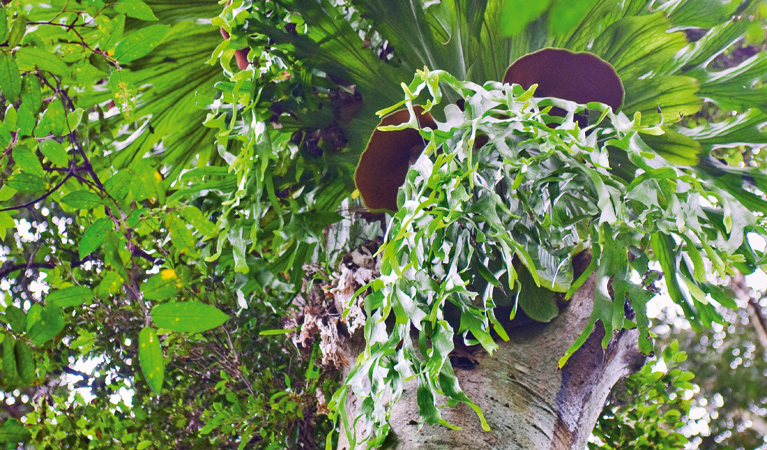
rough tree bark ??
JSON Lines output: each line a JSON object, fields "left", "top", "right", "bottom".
{"left": 336, "top": 255, "right": 646, "bottom": 450}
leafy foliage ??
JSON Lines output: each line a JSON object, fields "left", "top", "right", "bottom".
{"left": 591, "top": 341, "right": 695, "bottom": 450}
{"left": 1, "top": 0, "right": 767, "bottom": 448}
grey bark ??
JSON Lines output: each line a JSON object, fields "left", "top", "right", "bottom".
{"left": 338, "top": 272, "right": 646, "bottom": 450}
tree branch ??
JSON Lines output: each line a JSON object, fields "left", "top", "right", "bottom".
{"left": 0, "top": 254, "right": 97, "bottom": 280}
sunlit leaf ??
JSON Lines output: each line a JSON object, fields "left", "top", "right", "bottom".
{"left": 47, "top": 286, "right": 95, "bottom": 308}
{"left": 0, "top": 52, "right": 21, "bottom": 101}
{"left": 78, "top": 217, "right": 113, "bottom": 259}
{"left": 60, "top": 191, "right": 106, "bottom": 210}
{"left": 138, "top": 327, "right": 164, "bottom": 394}
{"left": 114, "top": 24, "right": 169, "bottom": 63}
{"left": 27, "top": 305, "right": 66, "bottom": 346}
{"left": 151, "top": 302, "right": 228, "bottom": 333}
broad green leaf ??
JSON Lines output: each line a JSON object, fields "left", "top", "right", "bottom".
{"left": 651, "top": 232, "right": 697, "bottom": 323}
{"left": 114, "top": 24, "right": 169, "bottom": 63}
{"left": 138, "top": 327, "right": 164, "bottom": 394}
{"left": 0, "top": 419, "right": 30, "bottom": 444}
{"left": 20, "top": 75, "right": 42, "bottom": 113}
{"left": 548, "top": 0, "right": 598, "bottom": 37}
{"left": 501, "top": 0, "right": 551, "bottom": 36}
{"left": 95, "top": 271, "right": 125, "bottom": 298}
{"left": 151, "top": 302, "right": 228, "bottom": 333}
{"left": 39, "top": 139, "right": 69, "bottom": 166}
{"left": 14, "top": 340, "right": 36, "bottom": 386}
{"left": 2, "top": 334, "right": 21, "bottom": 388}
{"left": 66, "top": 108, "right": 84, "bottom": 131}
{"left": 35, "top": 98, "right": 67, "bottom": 137}
{"left": 0, "top": 9, "right": 7, "bottom": 43}
{"left": 115, "top": 0, "right": 158, "bottom": 21}
{"left": 27, "top": 305, "right": 65, "bottom": 346}
{"left": 591, "top": 14, "right": 687, "bottom": 82}
{"left": 680, "top": 110, "right": 767, "bottom": 146}
{"left": 96, "top": 14, "right": 125, "bottom": 52}
{"left": 12, "top": 145, "right": 44, "bottom": 177}
{"left": 6, "top": 173, "right": 45, "bottom": 193}
{"left": 78, "top": 218, "right": 113, "bottom": 259}
{"left": 6, "top": 14, "right": 26, "bottom": 48}
{"left": 143, "top": 269, "right": 181, "bottom": 301}
{"left": 130, "top": 160, "right": 165, "bottom": 203}
{"left": 697, "top": 52, "right": 767, "bottom": 113}
{"left": 658, "top": 0, "right": 738, "bottom": 28}
{"left": 641, "top": 127, "right": 702, "bottom": 166}
{"left": 15, "top": 47, "right": 70, "bottom": 77}
{"left": 167, "top": 214, "right": 196, "bottom": 255}
{"left": 182, "top": 206, "right": 220, "bottom": 238}
{"left": 516, "top": 266, "right": 559, "bottom": 322}
{"left": 0, "top": 211, "right": 14, "bottom": 241}
{"left": 622, "top": 76, "right": 701, "bottom": 126}
{"left": 0, "top": 52, "right": 21, "bottom": 101}
{"left": 25, "top": 303, "right": 42, "bottom": 332}
{"left": 47, "top": 286, "right": 95, "bottom": 308}
{"left": 60, "top": 191, "right": 106, "bottom": 210}
{"left": 5, "top": 305, "right": 26, "bottom": 333}
{"left": 16, "top": 104, "right": 35, "bottom": 137}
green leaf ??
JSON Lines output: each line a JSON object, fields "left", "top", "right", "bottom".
{"left": 6, "top": 173, "right": 45, "bottom": 193}
{"left": 78, "top": 218, "right": 113, "bottom": 259}
{"left": 517, "top": 266, "right": 559, "bottom": 322}
{"left": 0, "top": 211, "right": 14, "bottom": 241}
{"left": 96, "top": 14, "right": 125, "bottom": 52}
{"left": 7, "top": 14, "right": 26, "bottom": 48}
{"left": 641, "top": 128, "right": 702, "bottom": 166}
{"left": 0, "top": 9, "right": 8, "bottom": 44}
{"left": 680, "top": 109, "right": 767, "bottom": 146}
{"left": 151, "top": 302, "right": 228, "bottom": 333}
{"left": 167, "top": 214, "right": 196, "bottom": 255}
{"left": 5, "top": 305, "right": 26, "bottom": 333}
{"left": 114, "top": 24, "right": 169, "bottom": 63}
{"left": 39, "top": 139, "right": 69, "bottom": 167}
{"left": 66, "top": 108, "right": 85, "bottom": 131}
{"left": 548, "top": 0, "right": 598, "bottom": 37}
{"left": 501, "top": 0, "right": 551, "bottom": 36}
{"left": 60, "top": 191, "right": 106, "bottom": 210}
{"left": 138, "top": 327, "right": 164, "bottom": 394}
{"left": 17, "top": 104, "right": 36, "bottom": 137}
{"left": 143, "top": 269, "right": 181, "bottom": 301}
{"left": 182, "top": 206, "right": 219, "bottom": 238}
{"left": 20, "top": 74, "right": 42, "bottom": 113}
{"left": 35, "top": 98, "right": 67, "bottom": 137}
{"left": 115, "top": 0, "right": 158, "bottom": 21}
{"left": 15, "top": 47, "right": 70, "bottom": 77}
{"left": 14, "top": 339, "right": 36, "bottom": 386}
{"left": 592, "top": 14, "right": 687, "bottom": 83}
{"left": 47, "top": 286, "right": 95, "bottom": 308}
{"left": 0, "top": 419, "right": 30, "bottom": 444}
{"left": 0, "top": 52, "right": 21, "bottom": 101}
{"left": 2, "top": 334, "right": 21, "bottom": 388}
{"left": 95, "top": 271, "right": 125, "bottom": 298}
{"left": 27, "top": 305, "right": 65, "bottom": 346}
{"left": 25, "top": 303, "right": 42, "bottom": 332}
{"left": 12, "top": 144, "right": 44, "bottom": 177}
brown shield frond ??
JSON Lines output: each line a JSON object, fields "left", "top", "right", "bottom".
{"left": 503, "top": 48, "right": 624, "bottom": 112}
{"left": 354, "top": 106, "right": 436, "bottom": 212}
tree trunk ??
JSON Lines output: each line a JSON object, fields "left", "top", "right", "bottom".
{"left": 338, "top": 272, "right": 646, "bottom": 450}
